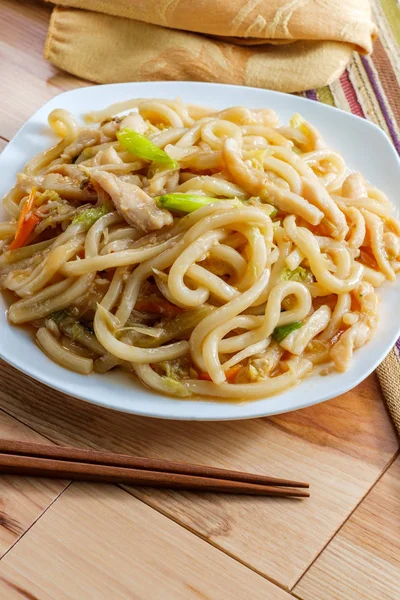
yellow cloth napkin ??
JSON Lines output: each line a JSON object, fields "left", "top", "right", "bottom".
{"left": 44, "top": 0, "right": 377, "bottom": 92}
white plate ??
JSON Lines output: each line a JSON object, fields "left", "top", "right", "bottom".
{"left": 1, "top": 82, "right": 400, "bottom": 420}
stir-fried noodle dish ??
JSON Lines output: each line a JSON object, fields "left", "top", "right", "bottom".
{"left": 1, "top": 98, "right": 399, "bottom": 400}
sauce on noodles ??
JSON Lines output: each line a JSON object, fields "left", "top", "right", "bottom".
{"left": 1, "top": 98, "right": 399, "bottom": 400}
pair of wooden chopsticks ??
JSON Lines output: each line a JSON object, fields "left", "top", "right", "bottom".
{"left": 0, "top": 440, "right": 309, "bottom": 498}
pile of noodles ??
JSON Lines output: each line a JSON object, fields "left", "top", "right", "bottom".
{"left": 1, "top": 98, "right": 399, "bottom": 399}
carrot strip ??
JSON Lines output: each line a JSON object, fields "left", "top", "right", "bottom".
{"left": 198, "top": 364, "right": 242, "bottom": 382}
{"left": 9, "top": 188, "right": 40, "bottom": 250}
{"left": 8, "top": 214, "right": 40, "bottom": 250}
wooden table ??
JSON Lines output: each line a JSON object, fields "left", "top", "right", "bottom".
{"left": 1, "top": 1, "right": 399, "bottom": 598}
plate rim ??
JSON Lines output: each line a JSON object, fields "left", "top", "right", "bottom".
{"left": 1, "top": 80, "right": 399, "bottom": 421}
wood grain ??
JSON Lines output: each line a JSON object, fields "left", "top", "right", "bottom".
{"left": 294, "top": 455, "right": 400, "bottom": 600}
{"left": 0, "top": 1, "right": 398, "bottom": 597}
{"left": 0, "top": 361, "right": 396, "bottom": 589}
{"left": 0, "top": 410, "right": 68, "bottom": 557}
{"left": 0, "top": 482, "right": 292, "bottom": 600}
{"left": 0, "top": 438, "right": 309, "bottom": 488}
{"left": 0, "top": 0, "right": 88, "bottom": 140}
{"left": 0, "top": 128, "right": 67, "bottom": 560}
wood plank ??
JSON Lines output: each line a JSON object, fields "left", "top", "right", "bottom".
{"left": 0, "top": 1, "right": 398, "bottom": 594}
{"left": 0, "top": 482, "right": 291, "bottom": 600}
{"left": 0, "top": 409, "right": 68, "bottom": 557}
{"left": 0, "top": 3, "right": 74, "bottom": 562}
{"left": 294, "top": 456, "right": 400, "bottom": 600}
{"left": 0, "top": 0, "right": 89, "bottom": 140}
{"left": 0, "top": 361, "right": 396, "bottom": 589}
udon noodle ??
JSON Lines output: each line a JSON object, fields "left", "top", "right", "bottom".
{"left": 1, "top": 98, "right": 399, "bottom": 399}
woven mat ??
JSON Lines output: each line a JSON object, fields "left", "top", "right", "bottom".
{"left": 305, "top": 0, "right": 400, "bottom": 434}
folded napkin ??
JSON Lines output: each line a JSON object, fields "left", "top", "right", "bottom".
{"left": 44, "top": 0, "right": 376, "bottom": 92}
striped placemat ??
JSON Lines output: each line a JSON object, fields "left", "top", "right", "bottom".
{"left": 300, "top": 1, "right": 399, "bottom": 151}
{"left": 303, "top": 0, "right": 400, "bottom": 433}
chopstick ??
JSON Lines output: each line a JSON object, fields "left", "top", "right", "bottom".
{"left": 0, "top": 440, "right": 309, "bottom": 488}
{"left": 0, "top": 440, "right": 309, "bottom": 498}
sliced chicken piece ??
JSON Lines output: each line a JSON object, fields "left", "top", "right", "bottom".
{"left": 90, "top": 170, "right": 173, "bottom": 232}
{"left": 147, "top": 169, "right": 179, "bottom": 195}
{"left": 47, "top": 163, "right": 87, "bottom": 179}
{"left": 17, "top": 173, "right": 96, "bottom": 202}
{"left": 60, "top": 129, "right": 101, "bottom": 162}
{"left": 100, "top": 118, "right": 122, "bottom": 141}
{"left": 99, "top": 146, "right": 123, "bottom": 165}
{"left": 120, "top": 113, "right": 148, "bottom": 134}
{"left": 118, "top": 174, "right": 144, "bottom": 187}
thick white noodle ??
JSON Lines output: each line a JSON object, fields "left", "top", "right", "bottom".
{"left": 1, "top": 98, "right": 398, "bottom": 399}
